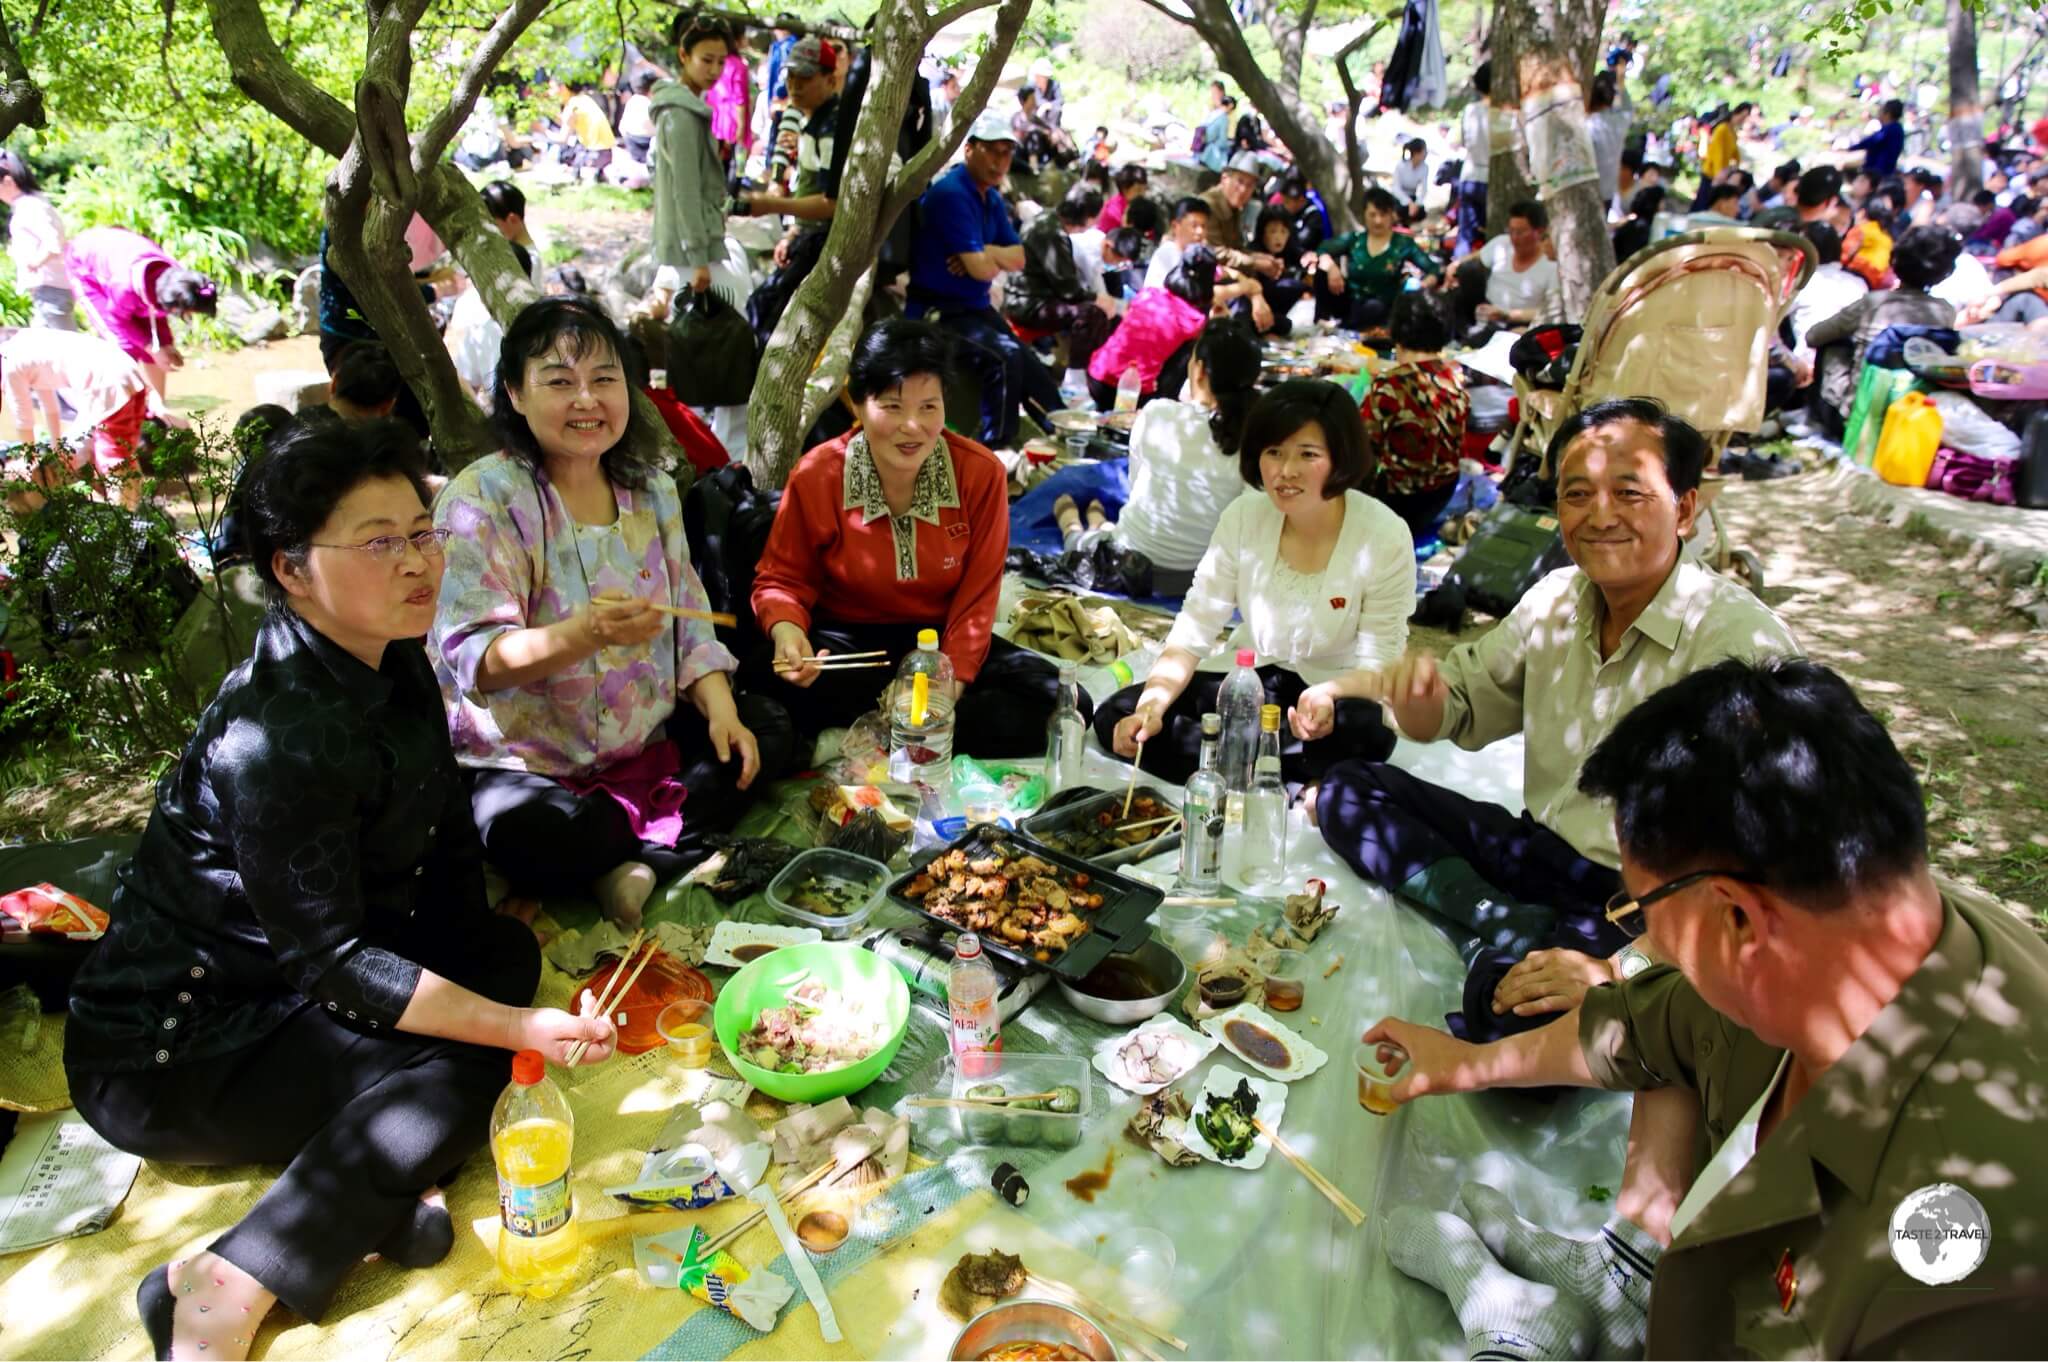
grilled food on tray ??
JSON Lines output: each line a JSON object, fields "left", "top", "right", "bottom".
{"left": 901, "top": 844, "right": 1105, "bottom": 959}
{"left": 1037, "top": 794, "right": 1175, "bottom": 857}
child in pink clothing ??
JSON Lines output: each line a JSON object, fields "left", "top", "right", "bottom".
{"left": 1086, "top": 244, "right": 1218, "bottom": 408}
{"left": 62, "top": 226, "right": 218, "bottom": 401}
{"left": 1, "top": 327, "right": 156, "bottom": 508}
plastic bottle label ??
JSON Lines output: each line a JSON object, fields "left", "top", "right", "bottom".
{"left": 950, "top": 996, "right": 1002, "bottom": 1077}
{"left": 499, "top": 1172, "right": 571, "bottom": 1239}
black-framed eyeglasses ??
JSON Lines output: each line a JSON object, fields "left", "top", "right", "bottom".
{"left": 308, "top": 528, "right": 453, "bottom": 563}
{"left": 1604, "top": 869, "right": 1765, "bottom": 939}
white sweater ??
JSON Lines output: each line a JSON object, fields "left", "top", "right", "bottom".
{"left": 1117, "top": 397, "right": 1248, "bottom": 572}
{"left": 1164, "top": 488, "right": 1415, "bottom": 684}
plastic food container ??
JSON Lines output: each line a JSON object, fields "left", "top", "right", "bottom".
{"left": 764, "top": 848, "right": 889, "bottom": 940}
{"left": 1021, "top": 785, "right": 1182, "bottom": 868}
{"left": 914, "top": 1051, "right": 1092, "bottom": 1151}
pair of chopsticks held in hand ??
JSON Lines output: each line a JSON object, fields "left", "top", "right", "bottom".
{"left": 590, "top": 591, "right": 735, "bottom": 628}
{"left": 562, "top": 932, "right": 660, "bottom": 1067}
{"left": 772, "top": 648, "right": 893, "bottom": 675}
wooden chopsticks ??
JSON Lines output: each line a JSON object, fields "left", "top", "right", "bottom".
{"left": 1026, "top": 1270, "right": 1187, "bottom": 1354}
{"left": 564, "top": 932, "right": 657, "bottom": 1067}
{"left": 1123, "top": 736, "right": 1145, "bottom": 819}
{"left": 903, "top": 1089, "right": 1065, "bottom": 1111}
{"left": 1251, "top": 1117, "right": 1365, "bottom": 1226}
{"left": 647, "top": 603, "right": 737, "bottom": 626}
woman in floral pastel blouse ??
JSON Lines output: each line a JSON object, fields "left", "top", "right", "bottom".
{"left": 432, "top": 298, "right": 792, "bottom": 926}
{"left": 748, "top": 319, "right": 1090, "bottom": 755}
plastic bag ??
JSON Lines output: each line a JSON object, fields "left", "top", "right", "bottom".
{"left": 1927, "top": 392, "right": 2021, "bottom": 460}
{"left": 951, "top": 756, "right": 1047, "bottom": 817}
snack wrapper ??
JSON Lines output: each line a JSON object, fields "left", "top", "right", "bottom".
{"left": 0, "top": 884, "right": 109, "bottom": 940}
{"left": 636, "top": 1226, "right": 794, "bottom": 1331}
{"left": 605, "top": 1092, "right": 755, "bottom": 1210}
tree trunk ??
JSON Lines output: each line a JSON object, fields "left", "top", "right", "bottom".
{"left": 1335, "top": 20, "right": 1395, "bottom": 203}
{"left": 1135, "top": 0, "right": 1364, "bottom": 230}
{"left": 0, "top": 7, "right": 46, "bottom": 141}
{"left": 1492, "top": 0, "right": 1612, "bottom": 316}
{"left": 1949, "top": 0, "right": 1985, "bottom": 198}
{"left": 1484, "top": 0, "right": 1535, "bottom": 235}
{"left": 744, "top": 0, "right": 1033, "bottom": 489}
{"left": 1248, "top": 0, "right": 1319, "bottom": 92}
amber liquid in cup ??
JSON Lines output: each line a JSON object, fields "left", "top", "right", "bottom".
{"left": 1262, "top": 977, "right": 1305, "bottom": 1012}
{"left": 1355, "top": 1040, "right": 1408, "bottom": 1115}
{"left": 659, "top": 1000, "right": 713, "bottom": 1067}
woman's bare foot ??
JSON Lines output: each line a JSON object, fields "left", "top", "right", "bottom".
{"left": 1085, "top": 498, "right": 1109, "bottom": 529}
{"left": 166, "top": 1252, "right": 274, "bottom": 1361}
{"left": 593, "top": 860, "right": 656, "bottom": 929}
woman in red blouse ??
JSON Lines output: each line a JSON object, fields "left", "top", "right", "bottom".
{"left": 748, "top": 320, "right": 1092, "bottom": 754}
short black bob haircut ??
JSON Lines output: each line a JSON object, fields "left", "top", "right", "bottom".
{"left": 1801, "top": 219, "right": 1843, "bottom": 264}
{"left": 846, "top": 318, "right": 955, "bottom": 404}
{"left": 1891, "top": 225, "right": 1962, "bottom": 291}
{"left": 1362, "top": 186, "right": 1402, "bottom": 217}
{"left": 1237, "top": 377, "right": 1373, "bottom": 497}
{"left": 492, "top": 296, "right": 660, "bottom": 491}
{"left": 1546, "top": 396, "right": 1709, "bottom": 496}
{"left": 331, "top": 341, "right": 403, "bottom": 409}
{"left": 1578, "top": 658, "right": 1927, "bottom": 911}
{"left": 1114, "top": 163, "right": 1150, "bottom": 193}
{"left": 1794, "top": 164, "right": 1843, "bottom": 210}
{"left": 1389, "top": 292, "right": 1450, "bottom": 353}
{"left": 241, "top": 416, "right": 430, "bottom": 600}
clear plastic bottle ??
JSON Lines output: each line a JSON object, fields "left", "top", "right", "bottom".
{"left": 948, "top": 931, "right": 1003, "bottom": 1080}
{"left": 1044, "top": 661, "right": 1088, "bottom": 794}
{"left": 1239, "top": 704, "right": 1289, "bottom": 892}
{"left": 491, "top": 1050, "right": 582, "bottom": 1298}
{"left": 1179, "top": 712, "right": 1227, "bottom": 894}
{"left": 889, "top": 628, "right": 956, "bottom": 787}
{"left": 1115, "top": 364, "right": 1143, "bottom": 413}
{"left": 1216, "top": 648, "right": 1264, "bottom": 824}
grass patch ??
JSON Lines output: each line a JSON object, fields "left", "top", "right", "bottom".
{"left": 526, "top": 181, "right": 645, "bottom": 216}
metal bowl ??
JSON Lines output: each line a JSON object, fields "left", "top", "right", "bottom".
{"left": 950, "top": 1298, "right": 1119, "bottom": 1361}
{"left": 1056, "top": 937, "right": 1187, "bottom": 1025}
{"left": 1048, "top": 408, "right": 1100, "bottom": 436}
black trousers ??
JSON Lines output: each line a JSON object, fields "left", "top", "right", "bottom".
{"left": 739, "top": 619, "right": 1091, "bottom": 760}
{"left": 1010, "top": 298, "right": 1117, "bottom": 370}
{"left": 919, "top": 304, "right": 1065, "bottom": 448}
{"left": 468, "top": 693, "right": 796, "bottom": 896}
{"left": 1378, "top": 481, "right": 1460, "bottom": 542}
{"left": 70, "top": 913, "right": 541, "bottom": 1323}
{"left": 1315, "top": 759, "right": 1628, "bottom": 1042}
{"left": 1092, "top": 665, "right": 1396, "bottom": 789}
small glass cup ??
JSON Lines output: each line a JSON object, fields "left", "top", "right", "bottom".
{"left": 658, "top": 998, "right": 713, "bottom": 1068}
{"left": 1197, "top": 971, "right": 1248, "bottom": 1011}
{"left": 1355, "top": 1039, "right": 1410, "bottom": 1116}
{"left": 1158, "top": 902, "right": 1224, "bottom": 969}
{"left": 1260, "top": 950, "right": 1308, "bottom": 1013}
{"left": 961, "top": 786, "right": 1005, "bottom": 826}
{"left": 1099, "top": 1226, "right": 1176, "bottom": 1307}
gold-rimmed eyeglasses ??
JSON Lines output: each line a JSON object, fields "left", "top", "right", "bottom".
{"left": 1604, "top": 869, "right": 1764, "bottom": 940}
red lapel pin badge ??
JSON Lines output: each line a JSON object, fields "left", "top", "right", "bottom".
{"left": 1329, "top": 596, "right": 1347, "bottom": 610}
{"left": 1774, "top": 1248, "right": 1798, "bottom": 1314}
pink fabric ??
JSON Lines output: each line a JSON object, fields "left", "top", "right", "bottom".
{"left": 405, "top": 215, "right": 445, "bottom": 273}
{"left": 560, "top": 738, "right": 689, "bottom": 846}
{"left": 1098, "top": 193, "right": 1128, "bottom": 233}
{"left": 64, "top": 227, "right": 175, "bottom": 361}
{"left": 88, "top": 389, "right": 147, "bottom": 476}
{"left": 708, "top": 55, "right": 754, "bottom": 152}
{"left": 1086, "top": 287, "right": 1206, "bottom": 393}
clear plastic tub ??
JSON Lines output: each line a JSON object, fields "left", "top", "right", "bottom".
{"left": 763, "top": 848, "right": 889, "bottom": 940}
{"left": 916, "top": 1051, "right": 1092, "bottom": 1151}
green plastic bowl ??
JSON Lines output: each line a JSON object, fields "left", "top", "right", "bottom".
{"left": 713, "top": 941, "right": 912, "bottom": 1103}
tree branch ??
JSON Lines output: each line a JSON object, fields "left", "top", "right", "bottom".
{"left": 205, "top": 0, "right": 353, "bottom": 155}
{"left": 0, "top": 6, "right": 46, "bottom": 139}
{"left": 1333, "top": 18, "right": 1391, "bottom": 197}
{"left": 1127, "top": 0, "right": 1221, "bottom": 46}
{"left": 927, "top": 0, "right": 996, "bottom": 33}
{"left": 413, "top": 0, "right": 553, "bottom": 171}
{"left": 883, "top": 0, "right": 1017, "bottom": 224}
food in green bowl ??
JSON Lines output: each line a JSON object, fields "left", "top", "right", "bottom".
{"left": 713, "top": 942, "right": 911, "bottom": 1104}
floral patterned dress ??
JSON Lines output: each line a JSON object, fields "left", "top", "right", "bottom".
{"left": 430, "top": 452, "right": 736, "bottom": 780}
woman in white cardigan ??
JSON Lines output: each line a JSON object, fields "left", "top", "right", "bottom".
{"left": 1093, "top": 378, "right": 1416, "bottom": 787}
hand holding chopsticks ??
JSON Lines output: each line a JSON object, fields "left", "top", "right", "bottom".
{"left": 772, "top": 649, "right": 891, "bottom": 674}
{"left": 1251, "top": 1117, "right": 1365, "bottom": 1226}
{"left": 561, "top": 933, "right": 658, "bottom": 1068}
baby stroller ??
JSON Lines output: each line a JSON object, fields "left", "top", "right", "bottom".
{"left": 1500, "top": 226, "right": 1816, "bottom": 591}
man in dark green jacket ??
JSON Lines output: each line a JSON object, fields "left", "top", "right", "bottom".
{"left": 1367, "top": 658, "right": 2048, "bottom": 1360}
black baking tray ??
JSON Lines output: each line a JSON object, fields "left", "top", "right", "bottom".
{"left": 884, "top": 823, "right": 1161, "bottom": 980}
{"left": 1021, "top": 785, "right": 1181, "bottom": 868}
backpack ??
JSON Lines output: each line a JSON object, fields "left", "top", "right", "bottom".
{"left": 1444, "top": 502, "right": 1571, "bottom": 618}
{"left": 681, "top": 464, "right": 781, "bottom": 656}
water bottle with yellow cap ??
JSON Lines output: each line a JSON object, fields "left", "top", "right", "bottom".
{"left": 889, "top": 629, "right": 956, "bottom": 787}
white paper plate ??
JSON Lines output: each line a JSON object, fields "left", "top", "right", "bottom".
{"left": 1199, "top": 1002, "right": 1329, "bottom": 1082}
{"left": 703, "top": 920, "right": 822, "bottom": 969}
{"left": 1091, "top": 1016, "right": 1218, "bottom": 1096}
{"left": 1167, "top": 1064, "right": 1288, "bottom": 1169}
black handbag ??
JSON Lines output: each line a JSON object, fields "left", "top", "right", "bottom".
{"left": 667, "top": 287, "right": 759, "bottom": 408}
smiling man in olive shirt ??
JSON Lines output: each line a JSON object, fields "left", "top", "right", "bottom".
{"left": 1311, "top": 398, "right": 1798, "bottom": 1043}
{"left": 1366, "top": 658, "right": 2048, "bottom": 1360}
